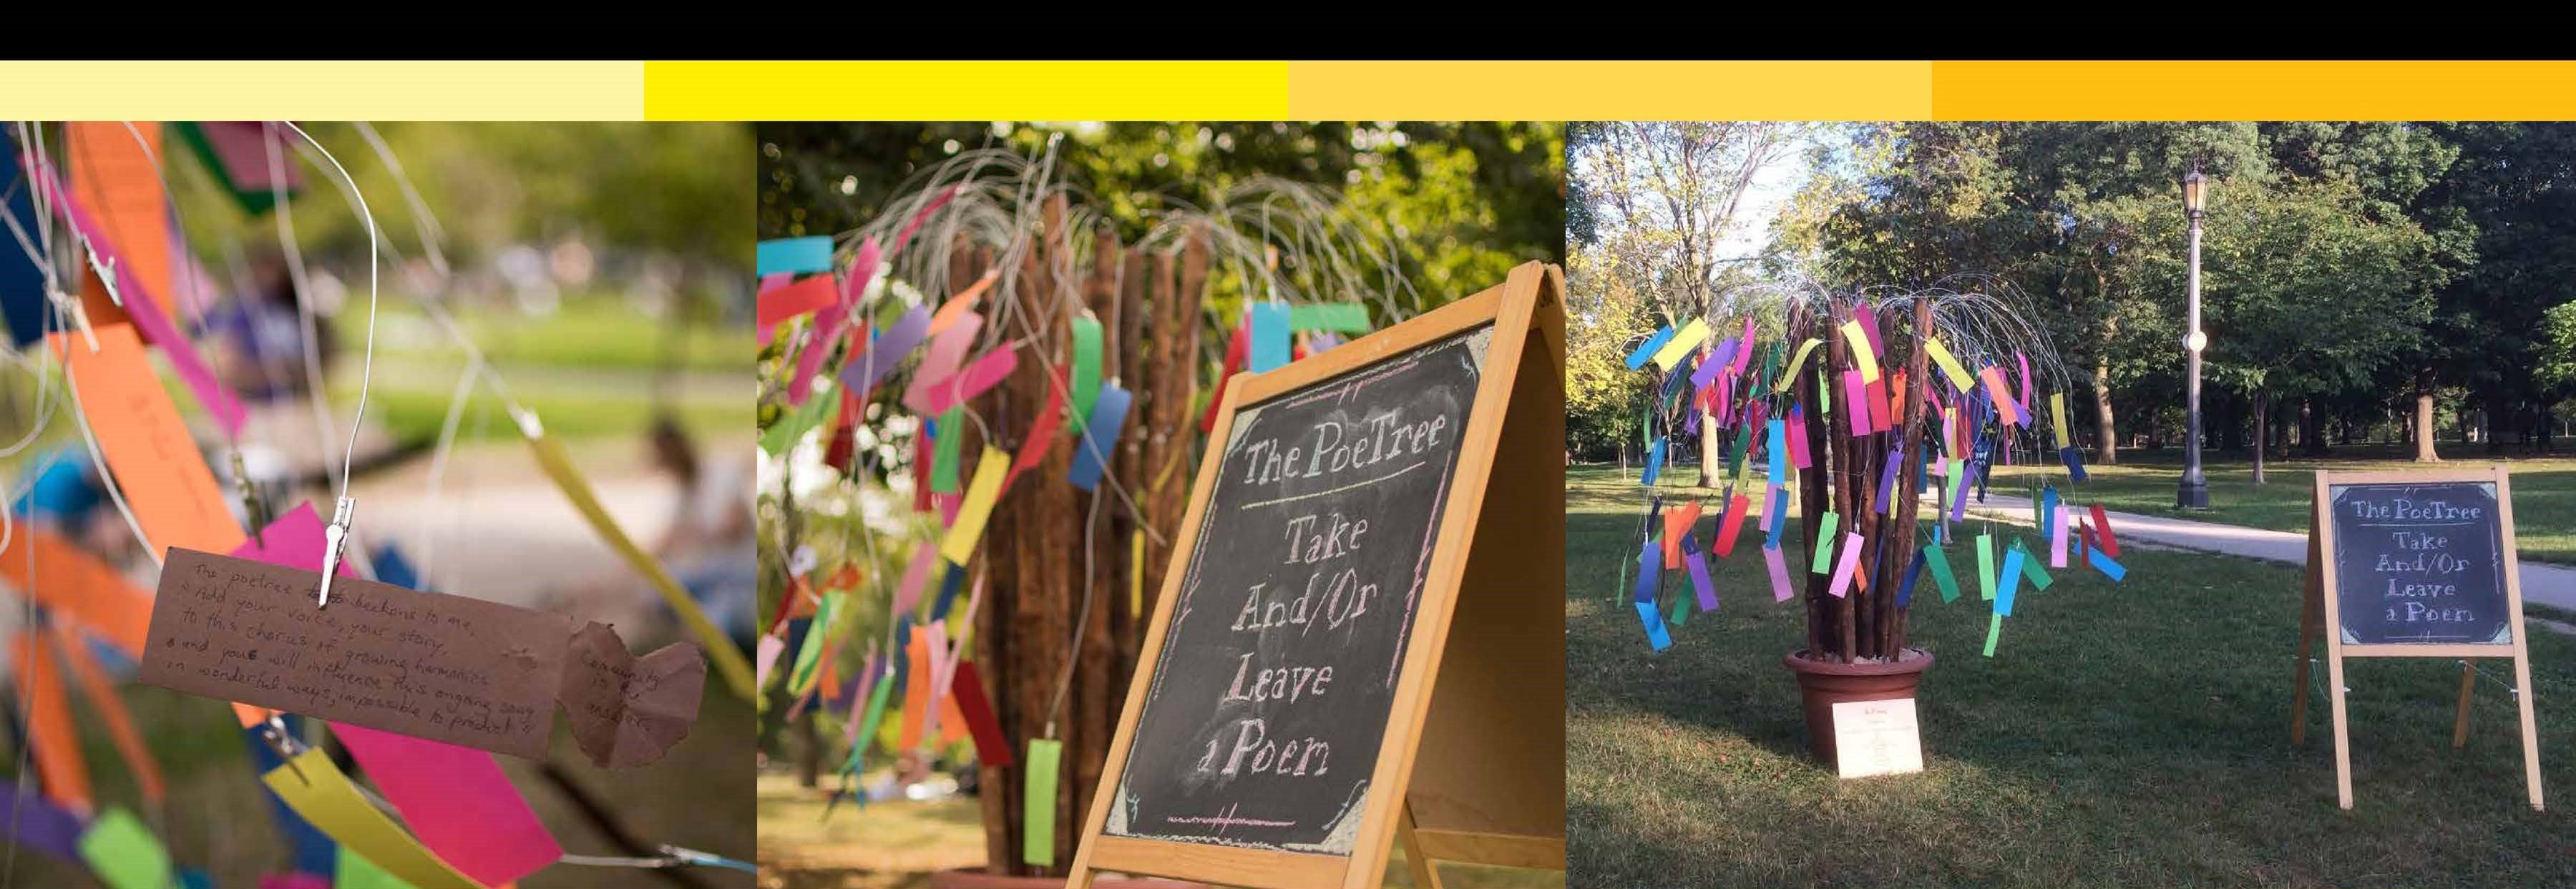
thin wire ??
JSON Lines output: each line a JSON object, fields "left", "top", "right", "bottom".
{"left": 1043, "top": 486, "right": 1106, "bottom": 736}
{"left": 276, "top": 122, "right": 380, "bottom": 494}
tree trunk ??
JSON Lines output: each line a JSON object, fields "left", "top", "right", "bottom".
{"left": 2300, "top": 398, "right": 2328, "bottom": 458}
{"left": 2412, "top": 370, "right": 2439, "bottom": 463}
{"left": 2092, "top": 332, "right": 2118, "bottom": 466}
{"left": 2251, "top": 391, "right": 2268, "bottom": 486}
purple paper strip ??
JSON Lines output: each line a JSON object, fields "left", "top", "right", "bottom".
{"left": 1685, "top": 546, "right": 1718, "bottom": 612}
{"left": 1875, "top": 446, "right": 1901, "bottom": 515}
{"left": 1694, "top": 338, "right": 1738, "bottom": 390}
{"left": 0, "top": 791, "right": 83, "bottom": 864}
{"left": 840, "top": 305, "right": 932, "bottom": 393}
{"left": 2016, "top": 351, "right": 2034, "bottom": 416}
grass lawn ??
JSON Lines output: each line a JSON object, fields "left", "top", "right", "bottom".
{"left": 1991, "top": 445, "right": 2576, "bottom": 565}
{"left": 1568, "top": 464, "right": 2576, "bottom": 888}
{"left": 756, "top": 773, "right": 1561, "bottom": 888}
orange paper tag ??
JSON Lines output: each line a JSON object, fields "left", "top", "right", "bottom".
{"left": 52, "top": 622, "right": 165, "bottom": 805}
{"left": 52, "top": 324, "right": 245, "bottom": 555}
{"left": 68, "top": 122, "right": 173, "bottom": 323}
{"left": 0, "top": 527, "right": 152, "bottom": 657}
{"left": 17, "top": 629, "right": 93, "bottom": 814}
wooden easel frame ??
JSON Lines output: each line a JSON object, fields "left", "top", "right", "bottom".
{"left": 1066, "top": 262, "right": 1567, "bottom": 888}
{"left": 2291, "top": 466, "right": 2542, "bottom": 810}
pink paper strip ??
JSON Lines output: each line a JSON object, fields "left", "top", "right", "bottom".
{"left": 1787, "top": 406, "right": 1812, "bottom": 468}
{"left": 902, "top": 312, "right": 983, "bottom": 413}
{"left": 894, "top": 541, "right": 938, "bottom": 618}
{"left": 1731, "top": 318, "right": 1756, "bottom": 376}
{"left": 2016, "top": 352, "right": 2034, "bottom": 416}
{"left": 2050, "top": 504, "right": 2070, "bottom": 569}
{"left": 909, "top": 344, "right": 1020, "bottom": 416}
{"left": 843, "top": 236, "right": 883, "bottom": 304}
{"left": 337, "top": 725, "right": 564, "bottom": 886}
{"left": 1826, "top": 531, "right": 1864, "bottom": 598}
{"left": 1765, "top": 543, "right": 1795, "bottom": 602}
{"left": 785, "top": 303, "right": 849, "bottom": 406}
{"left": 890, "top": 188, "right": 957, "bottom": 256}
{"left": 39, "top": 169, "right": 245, "bottom": 437}
{"left": 1842, "top": 370, "right": 1870, "bottom": 437}
{"left": 756, "top": 634, "right": 786, "bottom": 689}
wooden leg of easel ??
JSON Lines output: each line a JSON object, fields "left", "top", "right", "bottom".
{"left": 2292, "top": 594, "right": 2319, "bottom": 747}
{"left": 2327, "top": 650, "right": 2354, "bottom": 810}
{"left": 2453, "top": 659, "right": 2476, "bottom": 750}
{"left": 2514, "top": 652, "right": 2546, "bottom": 811}
{"left": 1397, "top": 802, "right": 1443, "bottom": 889}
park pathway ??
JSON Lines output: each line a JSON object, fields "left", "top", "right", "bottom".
{"left": 1965, "top": 494, "right": 2576, "bottom": 614}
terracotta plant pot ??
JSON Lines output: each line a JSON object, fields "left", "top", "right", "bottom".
{"left": 1781, "top": 647, "right": 1933, "bottom": 765}
{"left": 927, "top": 868, "right": 1200, "bottom": 889}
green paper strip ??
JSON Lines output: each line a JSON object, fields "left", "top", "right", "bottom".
{"left": 932, "top": 406, "right": 965, "bottom": 493}
{"left": 1925, "top": 541, "right": 1961, "bottom": 603}
{"left": 1070, "top": 315, "right": 1103, "bottom": 426}
{"left": 337, "top": 849, "right": 412, "bottom": 889}
{"left": 1775, "top": 338, "right": 1825, "bottom": 393}
{"left": 1976, "top": 534, "right": 1996, "bottom": 601}
{"left": 788, "top": 591, "right": 842, "bottom": 696}
{"left": 1289, "top": 302, "right": 1372, "bottom": 333}
{"left": 77, "top": 808, "right": 174, "bottom": 889}
{"left": 1947, "top": 458, "right": 1967, "bottom": 510}
{"left": 2016, "top": 539, "right": 2054, "bottom": 591}
{"left": 1983, "top": 612, "right": 2004, "bottom": 657}
{"left": 1812, "top": 512, "right": 1840, "bottom": 574}
{"left": 761, "top": 385, "right": 839, "bottom": 455}
{"left": 1024, "top": 738, "right": 1065, "bottom": 866}
{"left": 1667, "top": 583, "right": 1692, "bottom": 627}
{"left": 842, "top": 667, "right": 898, "bottom": 775}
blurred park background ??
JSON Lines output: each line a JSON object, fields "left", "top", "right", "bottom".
{"left": 753, "top": 122, "right": 1562, "bottom": 888}
{"left": 4, "top": 122, "right": 753, "bottom": 887}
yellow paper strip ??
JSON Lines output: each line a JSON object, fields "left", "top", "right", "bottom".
{"left": 1129, "top": 530, "right": 1146, "bottom": 618}
{"left": 941, "top": 448, "right": 1008, "bottom": 566}
{"left": 1838, "top": 320, "right": 1880, "bottom": 383}
{"left": 1925, "top": 338, "right": 1973, "bottom": 392}
{"left": 519, "top": 411, "right": 755, "bottom": 698}
{"left": 1774, "top": 338, "right": 1825, "bottom": 393}
{"left": 2051, "top": 392, "right": 2071, "bottom": 447}
{"left": 262, "top": 750, "right": 486, "bottom": 889}
{"left": 1649, "top": 318, "right": 1711, "bottom": 371}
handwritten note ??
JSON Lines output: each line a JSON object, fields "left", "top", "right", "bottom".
{"left": 141, "top": 549, "right": 703, "bottom": 767}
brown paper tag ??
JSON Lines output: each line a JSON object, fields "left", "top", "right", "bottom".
{"left": 141, "top": 549, "right": 704, "bottom": 767}
{"left": 559, "top": 622, "right": 707, "bottom": 768}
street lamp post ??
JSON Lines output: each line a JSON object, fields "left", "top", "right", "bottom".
{"left": 2177, "top": 167, "right": 2210, "bottom": 509}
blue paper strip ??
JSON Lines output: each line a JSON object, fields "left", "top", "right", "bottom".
{"left": 1896, "top": 549, "right": 1926, "bottom": 609}
{"left": 931, "top": 563, "right": 966, "bottom": 621}
{"left": 1766, "top": 419, "right": 1787, "bottom": 485}
{"left": 1634, "top": 600, "right": 1672, "bottom": 652}
{"left": 1996, "top": 544, "right": 2025, "bottom": 617}
{"left": 2089, "top": 547, "right": 2127, "bottom": 581}
{"left": 757, "top": 236, "right": 836, "bottom": 277}
{"left": 1765, "top": 485, "right": 1790, "bottom": 549}
{"left": 1642, "top": 438, "right": 1666, "bottom": 486}
{"left": 2061, "top": 445, "right": 2089, "bottom": 483}
{"left": 1, "top": 129, "right": 45, "bottom": 348}
{"left": 2041, "top": 484, "right": 2060, "bottom": 539}
{"left": 1068, "top": 383, "right": 1133, "bottom": 491}
{"left": 1625, "top": 325, "right": 1676, "bottom": 370}
{"left": 1248, "top": 303, "right": 1292, "bottom": 373}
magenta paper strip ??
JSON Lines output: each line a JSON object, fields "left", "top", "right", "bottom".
{"left": 39, "top": 168, "right": 246, "bottom": 438}
{"left": 1826, "top": 531, "right": 1865, "bottom": 597}
{"left": 902, "top": 313, "right": 984, "bottom": 413}
{"left": 1731, "top": 318, "right": 1756, "bottom": 376}
{"left": 1842, "top": 370, "right": 1870, "bottom": 437}
{"left": 910, "top": 345, "right": 1020, "bottom": 416}
{"left": 336, "top": 725, "right": 564, "bottom": 886}
{"left": 1787, "top": 406, "right": 1811, "bottom": 468}
{"left": 1764, "top": 543, "right": 1795, "bottom": 602}
{"left": 786, "top": 302, "right": 849, "bottom": 406}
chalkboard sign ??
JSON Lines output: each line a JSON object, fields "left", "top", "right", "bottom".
{"left": 2294, "top": 466, "right": 2542, "bottom": 812}
{"left": 2328, "top": 480, "right": 2511, "bottom": 645}
{"left": 1104, "top": 325, "right": 1490, "bottom": 853}
{"left": 1073, "top": 262, "right": 1567, "bottom": 889}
